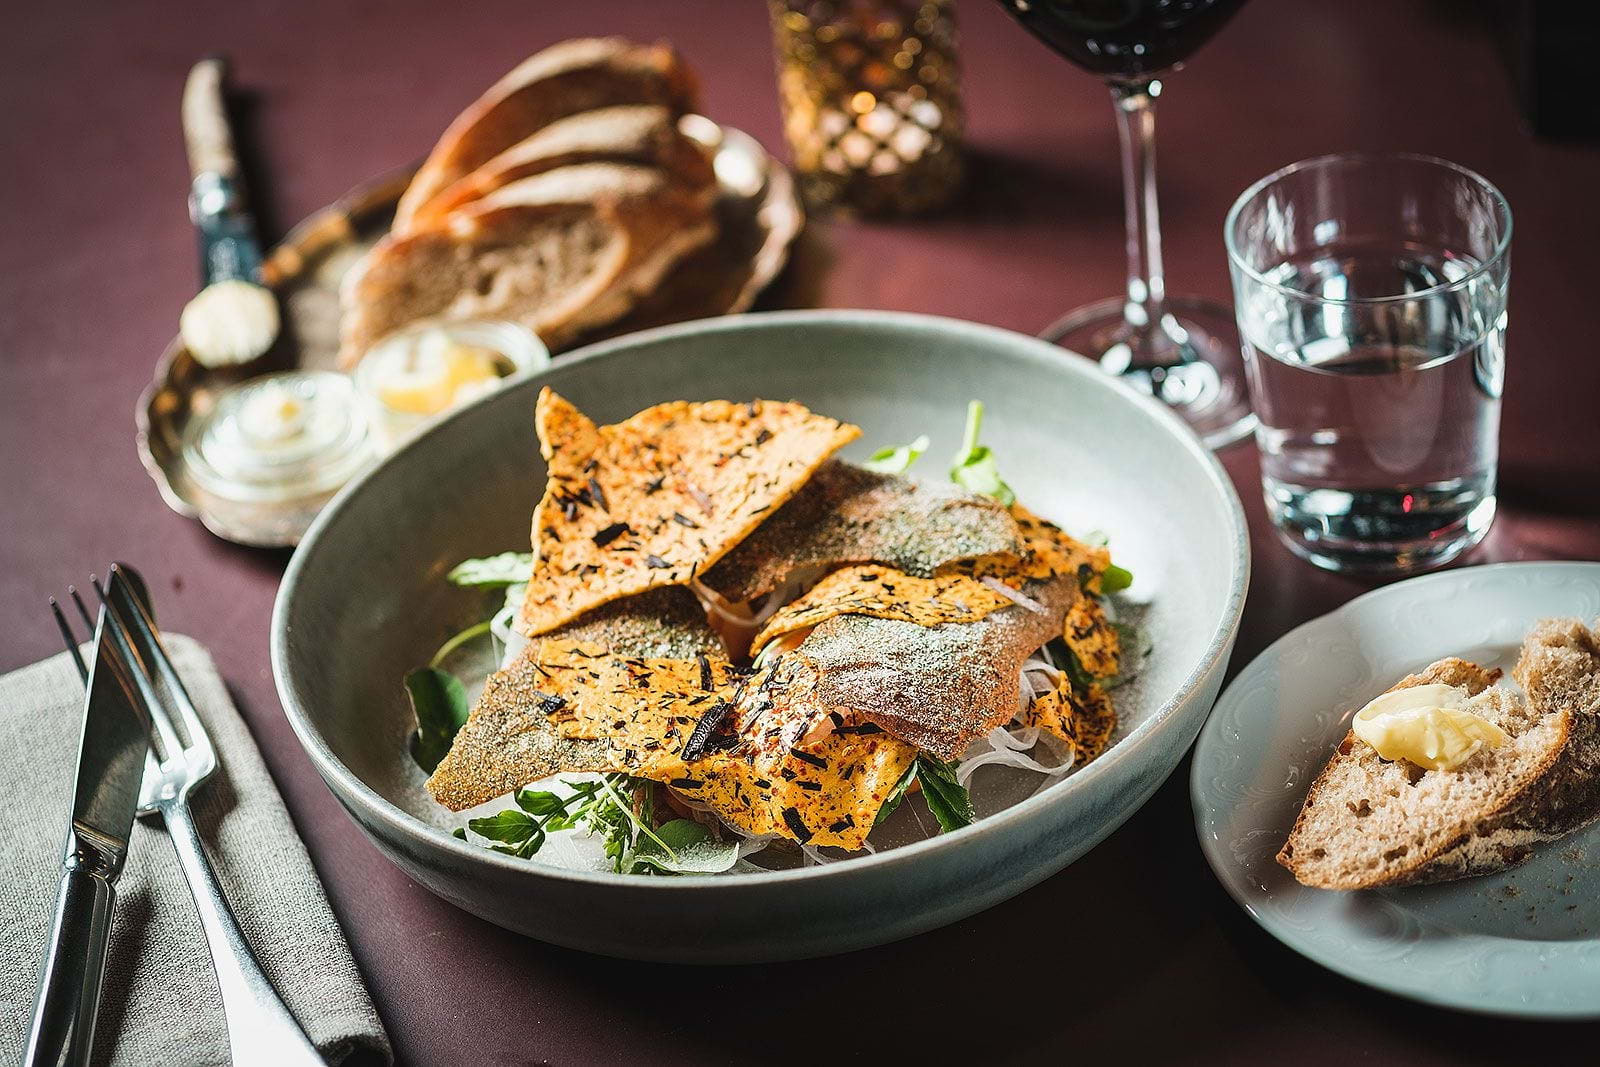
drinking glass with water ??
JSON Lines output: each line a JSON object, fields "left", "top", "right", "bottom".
{"left": 1225, "top": 153, "right": 1512, "bottom": 573}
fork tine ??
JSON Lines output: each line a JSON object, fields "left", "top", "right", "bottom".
{"left": 95, "top": 568, "right": 207, "bottom": 756}
{"left": 90, "top": 572, "right": 184, "bottom": 763}
{"left": 49, "top": 598, "right": 89, "bottom": 683}
{"left": 68, "top": 585, "right": 96, "bottom": 633}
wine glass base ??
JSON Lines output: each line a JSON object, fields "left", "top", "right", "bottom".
{"left": 1040, "top": 295, "right": 1256, "bottom": 450}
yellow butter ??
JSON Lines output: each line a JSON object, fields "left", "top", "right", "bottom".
{"left": 1351, "top": 683, "right": 1508, "bottom": 771}
{"left": 374, "top": 331, "right": 502, "bottom": 415}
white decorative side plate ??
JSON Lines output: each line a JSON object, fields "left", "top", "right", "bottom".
{"left": 1192, "top": 561, "right": 1600, "bottom": 1018}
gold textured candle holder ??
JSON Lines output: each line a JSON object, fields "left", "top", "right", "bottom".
{"left": 769, "top": 0, "right": 966, "bottom": 215}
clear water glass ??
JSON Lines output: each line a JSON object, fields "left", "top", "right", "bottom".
{"left": 1224, "top": 153, "right": 1512, "bottom": 574}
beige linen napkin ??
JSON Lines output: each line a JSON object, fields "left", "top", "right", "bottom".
{"left": 0, "top": 636, "right": 391, "bottom": 1066}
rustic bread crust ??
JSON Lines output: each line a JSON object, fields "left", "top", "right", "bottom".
{"left": 394, "top": 38, "right": 698, "bottom": 230}
{"left": 338, "top": 164, "right": 716, "bottom": 365}
{"left": 1278, "top": 620, "right": 1600, "bottom": 890}
{"left": 402, "top": 105, "right": 715, "bottom": 231}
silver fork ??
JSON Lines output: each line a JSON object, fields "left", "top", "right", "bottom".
{"left": 54, "top": 566, "right": 323, "bottom": 1066}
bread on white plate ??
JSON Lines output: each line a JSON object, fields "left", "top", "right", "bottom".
{"left": 401, "top": 104, "right": 715, "bottom": 232}
{"left": 1278, "top": 618, "right": 1600, "bottom": 889}
{"left": 392, "top": 38, "right": 697, "bottom": 231}
{"left": 338, "top": 163, "right": 716, "bottom": 366}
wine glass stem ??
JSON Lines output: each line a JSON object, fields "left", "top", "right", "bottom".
{"left": 1109, "top": 78, "right": 1185, "bottom": 370}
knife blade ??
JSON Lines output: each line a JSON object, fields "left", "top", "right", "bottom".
{"left": 25, "top": 569, "right": 153, "bottom": 1067}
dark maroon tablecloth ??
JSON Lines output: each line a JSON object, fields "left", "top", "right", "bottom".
{"left": 5, "top": 2, "right": 1599, "bottom": 1063}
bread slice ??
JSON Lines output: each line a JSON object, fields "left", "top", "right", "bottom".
{"left": 393, "top": 38, "right": 698, "bottom": 230}
{"left": 401, "top": 105, "right": 715, "bottom": 231}
{"left": 338, "top": 163, "right": 716, "bottom": 364}
{"left": 1277, "top": 619, "right": 1600, "bottom": 890}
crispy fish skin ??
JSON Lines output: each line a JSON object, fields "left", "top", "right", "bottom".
{"left": 700, "top": 460, "right": 1024, "bottom": 603}
{"left": 425, "top": 647, "right": 612, "bottom": 811}
{"left": 519, "top": 389, "right": 860, "bottom": 636}
{"left": 800, "top": 572, "right": 1081, "bottom": 761}
{"left": 426, "top": 586, "right": 724, "bottom": 811}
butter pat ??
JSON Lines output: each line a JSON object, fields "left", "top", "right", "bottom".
{"left": 373, "top": 330, "right": 502, "bottom": 416}
{"left": 1352, "top": 683, "right": 1508, "bottom": 771}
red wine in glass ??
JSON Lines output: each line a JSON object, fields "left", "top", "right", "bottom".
{"left": 1002, "top": 0, "right": 1246, "bottom": 78}
{"left": 997, "top": 0, "right": 1255, "bottom": 448}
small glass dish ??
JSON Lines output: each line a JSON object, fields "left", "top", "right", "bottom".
{"left": 352, "top": 320, "right": 550, "bottom": 455}
{"left": 182, "top": 370, "right": 374, "bottom": 544}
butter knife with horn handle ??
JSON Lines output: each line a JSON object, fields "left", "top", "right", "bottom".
{"left": 178, "top": 56, "right": 281, "bottom": 368}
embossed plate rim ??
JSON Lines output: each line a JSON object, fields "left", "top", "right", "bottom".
{"left": 1192, "top": 560, "right": 1600, "bottom": 1018}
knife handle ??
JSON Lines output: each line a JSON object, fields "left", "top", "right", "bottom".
{"left": 182, "top": 57, "right": 238, "bottom": 181}
{"left": 24, "top": 848, "right": 118, "bottom": 1067}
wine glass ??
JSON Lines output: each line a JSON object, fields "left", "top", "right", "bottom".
{"left": 997, "top": 0, "right": 1253, "bottom": 448}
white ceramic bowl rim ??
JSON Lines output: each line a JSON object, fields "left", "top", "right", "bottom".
{"left": 272, "top": 309, "right": 1250, "bottom": 890}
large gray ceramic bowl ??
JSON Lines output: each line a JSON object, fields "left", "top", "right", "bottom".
{"left": 272, "top": 310, "right": 1249, "bottom": 962}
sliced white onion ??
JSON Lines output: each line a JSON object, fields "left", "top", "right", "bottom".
{"left": 956, "top": 726, "right": 1075, "bottom": 786}
{"left": 492, "top": 582, "right": 530, "bottom": 668}
{"left": 801, "top": 837, "right": 876, "bottom": 866}
{"left": 980, "top": 576, "right": 1048, "bottom": 615}
{"left": 690, "top": 578, "right": 757, "bottom": 627}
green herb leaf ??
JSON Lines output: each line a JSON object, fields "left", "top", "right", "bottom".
{"left": 406, "top": 666, "right": 470, "bottom": 773}
{"left": 875, "top": 760, "right": 919, "bottom": 825}
{"left": 916, "top": 755, "right": 976, "bottom": 833}
{"left": 467, "top": 808, "right": 538, "bottom": 843}
{"left": 1099, "top": 562, "right": 1133, "bottom": 594}
{"left": 862, "top": 434, "right": 931, "bottom": 475}
{"left": 447, "top": 552, "right": 533, "bottom": 588}
{"left": 948, "top": 400, "right": 1015, "bottom": 507}
{"left": 629, "top": 819, "right": 741, "bottom": 875}
{"left": 514, "top": 788, "right": 568, "bottom": 816}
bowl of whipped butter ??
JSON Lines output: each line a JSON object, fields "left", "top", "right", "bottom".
{"left": 353, "top": 320, "right": 549, "bottom": 455}
{"left": 177, "top": 320, "right": 547, "bottom": 545}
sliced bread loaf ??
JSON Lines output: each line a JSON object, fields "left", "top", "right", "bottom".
{"left": 1277, "top": 619, "right": 1600, "bottom": 889}
{"left": 401, "top": 105, "right": 716, "bottom": 231}
{"left": 339, "top": 163, "right": 716, "bottom": 365}
{"left": 393, "top": 38, "right": 698, "bottom": 230}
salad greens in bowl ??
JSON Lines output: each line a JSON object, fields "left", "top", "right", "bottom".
{"left": 272, "top": 309, "right": 1247, "bottom": 962}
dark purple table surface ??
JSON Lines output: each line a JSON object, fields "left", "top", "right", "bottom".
{"left": 5, "top": 2, "right": 1600, "bottom": 1063}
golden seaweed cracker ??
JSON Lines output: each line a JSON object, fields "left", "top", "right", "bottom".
{"left": 749, "top": 564, "right": 1017, "bottom": 656}
{"left": 522, "top": 641, "right": 915, "bottom": 849}
{"left": 1024, "top": 675, "right": 1117, "bottom": 765}
{"left": 1061, "top": 596, "right": 1121, "bottom": 680}
{"left": 650, "top": 655, "right": 916, "bottom": 849}
{"left": 946, "top": 504, "right": 1110, "bottom": 590}
{"left": 427, "top": 586, "right": 723, "bottom": 812}
{"left": 700, "top": 460, "right": 1025, "bottom": 603}
{"left": 528, "top": 639, "right": 741, "bottom": 754}
{"left": 547, "top": 585, "right": 723, "bottom": 659}
{"left": 519, "top": 389, "right": 861, "bottom": 636}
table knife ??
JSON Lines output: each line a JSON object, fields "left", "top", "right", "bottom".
{"left": 24, "top": 572, "right": 152, "bottom": 1067}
